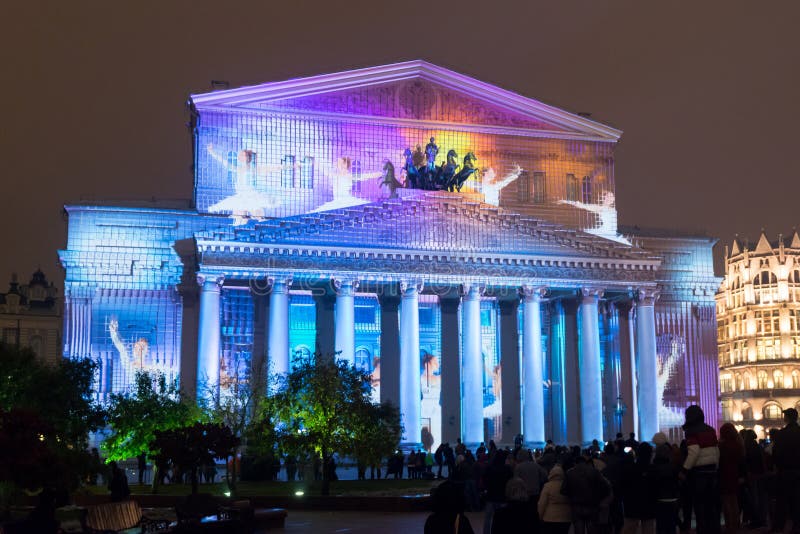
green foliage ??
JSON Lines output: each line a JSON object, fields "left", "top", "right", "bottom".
{"left": 0, "top": 343, "right": 104, "bottom": 494}
{"left": 352, "top": 401, "right": 403, "bottom": 468}
{"left": 0, "top": 343, "right": 104, "bottom": 451}
{"left": 103, "top": 371, "right": 200, "bottom": 461}
{"left": 268, "top": 354, "right": 402, "bottom": 481}
{"left": 149, "top": 422, "right": 240, "bottom": 495}
{"left": 270, "top": 355, "right": 372, "bottom": 460}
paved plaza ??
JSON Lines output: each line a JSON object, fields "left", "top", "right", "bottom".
{"left": 278, "top": 510, "right": 485, "bottom": 533}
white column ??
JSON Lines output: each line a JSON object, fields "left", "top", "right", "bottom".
{"left": 462, "top": 283, "right": 484, "bottom": 449}
{"left": 399, "top": 280, "right": 422, "bottom": 449}
{"left": 268, "top": 276, "right": 292, "bottom": 382}
{"left": 197, "top": 274, "right": 223, "bottom": 400}
{"left": 334, "top": 278, "right": 358, "bottom": 366}
{"left": 636, "top": 288, "right": 660, "bottom": 443}
{"left": 579, "top": 287, "right": 604, "bottom": 445}
{"left": 521, "top": 285, "right": 547, "bottom": 448}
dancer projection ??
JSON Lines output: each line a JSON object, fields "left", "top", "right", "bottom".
{"left": 206, "top": 144, "right": 286, "bottom": 224}
{"left": 482, "top": 165, "right": 523, "bottom": 206}
{"left": 108, "top": 317, "right": 174, "bottom": 382}
{"left": 558, "top": 191, "right": 630, "bottom": 244}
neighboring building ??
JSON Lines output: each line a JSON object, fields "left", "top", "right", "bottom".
{"left": 0, "top": 270, "right": 61, "bottom": 363}
{"left": 59, "top": 61, "right": 719, "bottom": 448}
{"left": 717, "top": 231, "right": 800, "bottom": 437}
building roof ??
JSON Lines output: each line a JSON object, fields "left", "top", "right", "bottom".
{"left": 189, "top": 60, "right": 622, "bottom": 143}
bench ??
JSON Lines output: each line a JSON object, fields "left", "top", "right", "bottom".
{"left": 84, "top": 500, "right": 170, "bottom": 533}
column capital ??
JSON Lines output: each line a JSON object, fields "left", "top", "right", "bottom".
{"left": 460, "top": 283, "right": 486, "bottom": 299}
{"left": 580, "top": 287, "right": 604, "bottom": 302}
{"left": 267, "top": 275, "right": 293, "bottom": 294}
{"left": 331, "top": 277, "right": 359, "bottom": 296}
{"left": 519, "top": 285, "right": 547, "bottom": 302}
{"left": 197, "top": 273, "right": 224, "bottom": 289}
{"left": 400, "top": 279, "right": 424, "bottom": 296}
{"left": 637, "top": 287, "right": 660, "bottom": 306}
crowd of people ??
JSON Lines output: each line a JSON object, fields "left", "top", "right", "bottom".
{"left": 425, "top": 405, "right": 800, "bottom": 534}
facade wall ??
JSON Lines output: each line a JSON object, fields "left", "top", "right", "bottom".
{"left": 627, "top": 232, "right": 721, "bottom": 440}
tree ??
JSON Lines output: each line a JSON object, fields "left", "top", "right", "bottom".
{"left": 351, "top": 401, "right": 403, "bottom": 475}
{"left": 0, "top": 343, "right": 104, "bottom": 501}
{"left": 269, "top": 354, "right": 402, "bottom": 495}
{"left": 149, "top": 422, "right": 240, "bottom": 496}
{"left": 104, "top": 371, "right": 199, "bottom": 490}
{"left": 200, "top": 357, "right": 265, "bottom": 491}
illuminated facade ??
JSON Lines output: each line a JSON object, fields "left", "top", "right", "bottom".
{"left": 0, "top": 270, "right": 61, "bottom": 363}
{"left": 60, "top": 61, "right": 719, "bottom": 448}
{"left": 717, "top": 232, "right": 800, "bottom": 436}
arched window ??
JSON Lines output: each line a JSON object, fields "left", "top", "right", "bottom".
{"left": 741, "top": 402, "right": 753, "bottom": 420}
{"left": 754, "top": 271, "right": 778, "bottom": 286}
{"left": 763, "top": 403, "right": 783, "bottom": 421}
{"left": 354, "top": 346, "right": 372, "bottom": 372}
{"left": 790, "top": 271, "right": 800, "bottom": 284}
{"left": 730, "top": 276, "right": 741, "bottom": 290}
{"left": 581, "top": 176, "right": 593, "bottom": 203}
{"left": 774, "top": 369, "right": 785, "bottom": 389}
{"left": 736, "top": 373, "right": 743, "bottom": 391}
{"left": 744, "top": 371, "right": 752, "bottom": 389}
{"left": 757, "top": 370, "right": 769, "bottom": 389}
{"left": 792, "top": 369, "right": 800, "bottom": 388}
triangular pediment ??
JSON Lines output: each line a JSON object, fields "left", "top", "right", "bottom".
{"left": 191, "top": 61, "right": 621, "bottom": 142}
{"left": 197, "top": 191, "right": 650, "bottom": 261}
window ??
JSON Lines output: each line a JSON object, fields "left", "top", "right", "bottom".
{"left": 566, "top": 174, "right": 578, "bottom": 201}
{"left": 532, "top": 172, "right": 546, "bottom": 204}
{"left": 793, "top": 369, "right": 800, "bottom": 388}
{"left": 582, "top": 176, "right": 593, "bottom": 203}
{"left": 517, "top": 171, "right": 530, "bottom": 202}
{"left": 281, "top": 155, "right": 296, "bottom": 187}
{"left": 754, "top": 271, "right": 778, "bottom": 286}
{"left": 354, "top": 305, "right": 375, "bottom": 324}
{"left": 300, "top": 156, "right": 314, "bottom": 188}
{"left": 736, "top": 373, "right": 744, "bottom": 391}
{"left": 774, "top": 369, "right": 784, "bottom": 388}
{"left": 757, "top": 370, "right": 769, "bottom": 389}
{"left": 354, "top": 346, "right": 372, "bottom": 372}
{"left": 352, "top": 160, "right": 363, "bottom": 193}
{"left": 764, "top": 403, "right": 783, "bottom": 420}
{"left": 419, "top": 307, "right": 435, "bottom": 326}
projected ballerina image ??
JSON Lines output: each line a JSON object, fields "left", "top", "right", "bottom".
{"left": 206, "top": 144, "right": 287, "bottom": 224}
{"left": 558, "top": 191, "right": 631, "bottom": 244}
{"left": 481, "top": 164, "right": 523, "bottom": 206}
{"left": 310, "top": 156, "right": 379, "bottom": 212}
{"left": 108, "top": 317, "right": 175, "bottom": 382}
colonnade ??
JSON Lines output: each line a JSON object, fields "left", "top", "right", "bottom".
{"left": 194, "top": 274, "right": 660, "bottom": 447}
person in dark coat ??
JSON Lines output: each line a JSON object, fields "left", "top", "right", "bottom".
{"left": 718, "top": 423, "right": 744, "bottom": 534}
{"left": 425, "top": 479, "right": 475, "bottom": 534}
{"left": 483, "top": 450, "right": 513, "bottom": 534}
{"left": 772, "top": 407, "right": 800, "bottom": 533}
{"left": 621, "top": 442, "right": 656, "bottom": 534}
{"left": 741, "top": 429, "right": 766, "bottom": 528}
{"left": 651, "top": 440, "right": 680, "bottom": 534}
{"left": 492, "top": 478, "right": 538, "bottom": 534}
{"left": 561, "top": 453, "right": 611, "bottom": 534}
{"left": 108, "top": 461, "right": 130, "bottom": 502}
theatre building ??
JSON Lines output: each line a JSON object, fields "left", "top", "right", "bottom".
{"left": 59, "top": 61, "right": 719, "bottom": 448}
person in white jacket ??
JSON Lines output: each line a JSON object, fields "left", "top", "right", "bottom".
{"left": 538, "top": 465, "right": 573, "bottom": 534}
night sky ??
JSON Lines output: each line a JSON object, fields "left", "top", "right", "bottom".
{"left": 2, "top": 1, "right": 799, "bottom": 290}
